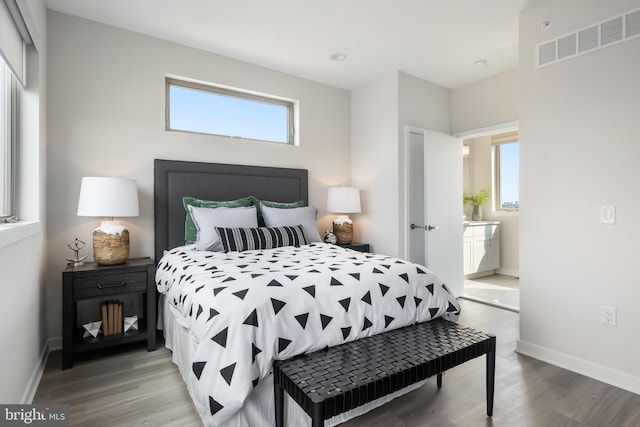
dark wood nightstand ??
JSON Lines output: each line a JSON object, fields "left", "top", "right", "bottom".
{"left": 62, "top": 257, "right": 156, "bottom": 369}
{"left": 337, "top": 242, "right": 370, "bottom": 253}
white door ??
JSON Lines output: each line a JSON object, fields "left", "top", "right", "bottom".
{"left": 404, "top": 127, "right": 463, "bottom": 297}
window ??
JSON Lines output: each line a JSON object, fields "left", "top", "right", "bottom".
{"left": 0, "top": 57, "right": 16, "bottom": 220}
{"left": 166, "top": 78, "right": 296, "bottom": 144}
{"left": 492, "top": 132, "right": 519, "bottom": 211}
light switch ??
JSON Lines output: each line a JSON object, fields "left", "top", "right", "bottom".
{"left": 600, "top": 206, "right": 616, "bottom": 225}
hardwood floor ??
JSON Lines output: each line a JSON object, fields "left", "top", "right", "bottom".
{"left": 34, "top": 344, "right": 202, "bottom": 426}
{"left": 34, "top": 300, "right": 640, "bottom": 426}
{"left": 463, "top": 274, "right": 520, "bottom": 311}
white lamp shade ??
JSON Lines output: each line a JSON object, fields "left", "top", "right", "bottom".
{"left": 327, "top": 187, "right": 361, "bottom": 214}
{"left": 77, "top": 177, "right": 139, "bottom": 217}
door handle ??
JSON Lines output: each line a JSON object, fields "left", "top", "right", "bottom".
{"left": 410, "top": 224, "right": 440, "bottom": 231}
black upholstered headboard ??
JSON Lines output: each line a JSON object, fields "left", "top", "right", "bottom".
{"left": 154, "top": 159, "right": 308, "bottom": 262}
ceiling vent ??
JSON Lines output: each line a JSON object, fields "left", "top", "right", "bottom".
{"left": 536, "top": 7, "right": 640, "bottom": 68}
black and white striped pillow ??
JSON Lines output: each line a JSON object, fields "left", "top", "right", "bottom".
{"left": 215, "top": 225, "right": 307, "bottom": 252}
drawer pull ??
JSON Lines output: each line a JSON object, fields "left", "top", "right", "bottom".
{"left": 97, "top": 281, "right": 126, "bottom": 289}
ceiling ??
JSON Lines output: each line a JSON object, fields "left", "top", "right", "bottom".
{"left": 44, "top": 0, "right": 543, "bottom": 90}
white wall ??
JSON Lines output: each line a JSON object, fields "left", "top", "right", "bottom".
{"left": 397, "top": 72, "right": 452, "bottom": 258}
{"left": 518, "top": 0, "right": 640, "bottom": 392}
{"left": 398, "top": 71, "right": 451, "bottom": 134}
{"left": 45, "top": 12, "right": 351, "bottom": 341}
{"left": 0, "top": 0, "right": 47, "bottom": 403}
{"left": 451, "top": 69, "right": 518, "bottom": 135}
{"left": 352, "top": 71, "right": 453, "bottom": 265}
{"left": 351, "top": 72, "right": 399, "bottom": 256}
{"left": 452, "top": 68, "right": 520, "bottom": 277}
{"left": 0, "top": 231, "right": 44, "bottom": 402}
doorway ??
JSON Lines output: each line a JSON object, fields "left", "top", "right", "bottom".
{"left": 458, "top": 124, "right": 520, "bottom": 311}
{"left": 403, "top": 126, "right": 463, "bottom": 297}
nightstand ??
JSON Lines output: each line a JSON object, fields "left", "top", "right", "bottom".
{"left": 62, "top": 257, "right": 156, "bottom": 369}
{"left": 338, "top": 242, "right": 370, "bottom": 253}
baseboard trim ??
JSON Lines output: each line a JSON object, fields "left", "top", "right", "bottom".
{"left": 464, "top": 271, "right": 494, "bottom": 280}
{"left": 459, "top": 295, "right": 519, "bottom": 313}
{"left": 495, "top": 268, "right": 519, "bottom": 277}
{"left": 516, "top": 340, "right": 640, "bottom": 395}
{"left": 21, "top": 338, "right": 51, "bottom": 404}
{"left": 49, "top": 336, "right": 62, "bottom": 351}
{"left": 464, "top": 269, "right": 519, "bottom": 279}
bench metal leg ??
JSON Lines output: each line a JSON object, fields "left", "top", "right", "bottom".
{"left": 486, "top": 336, "right": 496, "bottom": 417}
{"left": 311, "top": 403, "right": 324, "bottom": 427}
{"left": 437, "top": 372, "right": 443, "bottom": 388}
{"left": 275, "top": 377, "right": 284, "bottom": 427}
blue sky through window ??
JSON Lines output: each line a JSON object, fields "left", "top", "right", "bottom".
{"left": 499, "top": 142, "right": 519, "bottom": 209}
{"left": 169, "top": 85, "right": 289, "bottom": 143}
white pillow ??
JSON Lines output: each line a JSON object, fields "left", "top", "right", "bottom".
{"left": 261, "top": 204, "right": 322, "bottom": 242}
{"left": 189, "top": 205, "right": 258, "bottom": 251}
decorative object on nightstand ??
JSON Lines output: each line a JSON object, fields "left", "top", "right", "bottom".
{"left": 82, "top": 321, "right": 102, "bottom": 338}
{"left": 124, "top": 315, "right": 139, "bottom": 332}
{"left": 62, "top": 257, "right": 156, "bottom": 369}
{"left": 77, "top": 176, "right": 139, "bottom": 265}
{"left": 66, "top": 238, "right": 87, "bottom": 265}
{"left": 323, "top": 230, "right": 337, "bottom": 244}
{"left": 327, "top": 186, "right": 361, "bottom": 245}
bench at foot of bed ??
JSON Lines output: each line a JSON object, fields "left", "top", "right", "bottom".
{"left": 273, "top": 318, "right": 496, "bottom": 427}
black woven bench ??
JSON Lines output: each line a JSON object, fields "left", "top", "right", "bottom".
{"left": 273, "top": 318, "right": 496, "bottom": 426}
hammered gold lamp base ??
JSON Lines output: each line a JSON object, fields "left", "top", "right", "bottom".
{"left": 333, "top": 222, "right": 353, "bottom": 245}
{"left": 93, "top": 221, "right": 130, "bottom": 265}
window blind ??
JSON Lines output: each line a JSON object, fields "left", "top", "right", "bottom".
{"left": 0, "top": 0, "right": 32, "bottom": 86}
{"left": 491, "top": 131, "right": 518, "bottom": 145}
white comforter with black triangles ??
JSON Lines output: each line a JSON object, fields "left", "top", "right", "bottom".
{"left": 156, "top": 242, "right": 461, "bottom": 426}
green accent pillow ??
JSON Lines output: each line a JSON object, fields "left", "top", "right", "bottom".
{"left": 182, "top": 196, "right": 253, "bottom": 244}
{"left": 249, "top": 196, "right": 305, "bottom": 226}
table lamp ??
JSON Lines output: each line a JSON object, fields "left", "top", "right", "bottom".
{"left": 77, "top": 177, "right": 139, "bottom": 265}
{"left": 327, "top": 186, "right": 361, "bottom": 245}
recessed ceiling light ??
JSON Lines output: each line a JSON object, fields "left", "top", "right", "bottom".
{"left": 474, "top": 59, "right": 487, "bottom": 67}
{"left": 330, "top": 53, "right": 347, "bottom": 62}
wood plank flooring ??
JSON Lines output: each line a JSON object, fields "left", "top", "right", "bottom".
{"left": 463, "top": 274, "right": 520, "bottom": 311}
{"left": 34, "top": 300, "right": 640, "bottom": 426}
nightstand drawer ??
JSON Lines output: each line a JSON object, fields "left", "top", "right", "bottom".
{"left": 72, "top": 272, "right": 147, "bottom": 300}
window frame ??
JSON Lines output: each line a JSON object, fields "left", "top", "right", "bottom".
{"left": 491, "top": 132, "right": 519, "bottom": 213}
{"left": 0, "top": 59, "right": 17, "bottom": 221}
{"left": 165, "top": 77, "right": 297, "bottom": 145}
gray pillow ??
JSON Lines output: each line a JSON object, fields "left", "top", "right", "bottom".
{"left": 261, "top": 204, "right": 321, "bottom": 242}
{"left": 248, "top": 196, "right": 305, "bottom": 226}
{"left": 182, "top": 196, "right": 253, "bottom": 244}
{"left": 188, "top": 205, "right": 258, "bottom": 251}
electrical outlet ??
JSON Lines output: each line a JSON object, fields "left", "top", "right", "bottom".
{"left": 601, "top": 306, "right": 617, "bottom": 326}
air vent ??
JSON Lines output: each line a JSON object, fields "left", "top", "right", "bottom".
{"left": 538, "top": 41, "right": 556, "bottom": 65}
{"left": 578, "top": 26, "right": 598, "bottom": 53}
{"left": 536, "top": 7, "right": 640, "bottom": 68}
{"left": 627, "top": 10, "right": 640, "bottom": 37}
{"left": 558, "top": 34, "right": 576, "bottom": 59}
{"left": 601, "top": 17, "right": 623, "bottom": 45}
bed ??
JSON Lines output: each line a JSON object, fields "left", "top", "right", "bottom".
{"left": 153, "top": 159, "right": 461, "bottom": 427}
